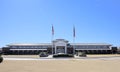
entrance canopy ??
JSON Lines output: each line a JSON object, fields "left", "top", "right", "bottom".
{"left": 52, "top": 39, "right": 69, "bottom": 54}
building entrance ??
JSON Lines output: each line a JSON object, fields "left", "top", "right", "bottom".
{"left": 56, "top": 46, "right": 65, "bottom": 54}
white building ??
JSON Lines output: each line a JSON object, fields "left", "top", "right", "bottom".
{"left": 2, "top": 39, "right": 112, "bottom": 55}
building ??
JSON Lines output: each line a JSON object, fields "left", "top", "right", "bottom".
{"left": 2, "top": 39, "right": 113, "bottom": 55}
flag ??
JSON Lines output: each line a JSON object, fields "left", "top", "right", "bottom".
{"left": 73, "top": 26, "right": 75, "bottom": 37}
{"left": 52, "top": 25, "right": 54, "bottom": 35}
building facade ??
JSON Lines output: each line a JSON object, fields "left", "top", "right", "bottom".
{"left": 2, "top": 39, "right": 113, "bottom": 55}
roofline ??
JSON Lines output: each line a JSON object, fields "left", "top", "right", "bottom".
{"left": 70, "top": 43, "right": 112, "bottom": 46}
{"left": 7, "top": 43, "right": 112, "bottom": 46}
{"left": 7, "top": 43, "right": 52, "bottom": 46}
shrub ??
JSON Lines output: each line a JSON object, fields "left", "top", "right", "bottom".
{"left": 53, "top": 54, "right": 74, "bottom": 58}
{"left": 78, "top": 52, "right": 87, "bottom": 57}
{"left": 0, "top": 57, "right": 3, "bottom": 63}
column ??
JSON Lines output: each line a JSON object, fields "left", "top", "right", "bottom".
{"left": 73, "top": 46, "right": 75, "bottom": 54}
{"left": 55, "top": 46, "right": 56, "bottom": 54}
{"left": 65, "top": 46, "right": 67, "bottom": 54}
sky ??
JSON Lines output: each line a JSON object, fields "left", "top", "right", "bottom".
{"left": 0, "top": 0, "right": 120, "bottom": 47}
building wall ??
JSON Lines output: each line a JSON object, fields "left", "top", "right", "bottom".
{"left": 2, "top": 39, "right": 114, "bottom": 55}
{"left": 2, "top": 45, "right": 113, "bottom": 55}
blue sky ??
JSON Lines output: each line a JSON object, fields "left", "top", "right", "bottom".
{"left": 0, "top": 0, "right": 120, "bottom": 47}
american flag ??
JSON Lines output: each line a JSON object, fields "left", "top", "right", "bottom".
{"left": 52, "top": 25, "right": 54, "bottom": 35}
{"left": 73, "top": 26, "right": 75, "bottom": 37}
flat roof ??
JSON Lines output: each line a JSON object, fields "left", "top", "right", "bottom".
{"left": 7, "top": 43, "right": 52, "bottom": 46}
{"left": 7, "top": 43, "right": 112, "bottom": 46}
{"left": 70, "top": 43, "right": 112, "bottom": 46}
{"left": 10, "top": 49, "right": 47, "bottom": 50}
{"left": 75, "top": 48, "right": 111, "bottom": 50}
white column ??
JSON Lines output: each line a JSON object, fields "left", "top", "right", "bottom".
{"left": 55, "top": 46, "right": 56, "bottom": 54}
{"left": 65, "top": 45, "right": 67, "bottom": 54}
{"left": 73, "top": 46, "right": 75, "bottom": 54}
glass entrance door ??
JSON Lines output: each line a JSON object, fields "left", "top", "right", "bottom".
{"left": 56, "top": 46, "right": 65, "bottom": 54}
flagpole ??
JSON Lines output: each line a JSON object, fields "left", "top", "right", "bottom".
{"left": 73, "top": 25, "right": 75, "bottom": 55}
{"left": 52, "top": 35, "right": 53, "bottom": 55}
{"left": 51, "top": 24, "right": 54, "bottom": 55}
{"left": 73, "top": 35, "right": 75, "bottom": 55}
